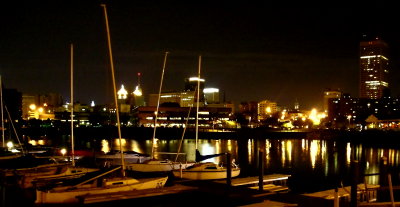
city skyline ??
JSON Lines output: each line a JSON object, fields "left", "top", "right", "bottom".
{"left": 1, "top": 3, "right": 400, "bottom": 110}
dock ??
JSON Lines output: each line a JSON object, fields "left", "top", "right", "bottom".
{"left": 77, "top": 174, "right": 292, "bottom": 205}
{"left": 215, "top": 174, "right": 290, "bottom": 186}
{"left": 77, "top": 184, "right": 197, "bottom": 204}
{"left": 302, "top": 183, "right": 380, "bottom": 202}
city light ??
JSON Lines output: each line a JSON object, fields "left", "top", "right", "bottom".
{"left": 29, "top": 104, "right": 36, "bottom": 110}
{"left": 203, "top": 88, "right": 219, "bottom": 93}
{"left": 133, "top": 86, "right": 142, "bottom": 96}
{"left": 6, "top": 141, "right": 13, "bottom": 149}
{"left": 117, "top": 84, "right": 128, "bottom": 99}
{"left": 189, "top": 77, "right": 205, "bottom": 82}
{"left": 60, "top": 148, "right": 67, "bottom": 156}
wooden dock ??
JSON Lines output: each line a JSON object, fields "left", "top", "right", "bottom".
{"left": 77, "top": 184, "right": 197, "bottom": 204}
{"left": 77, "top": 174, "right": 291, "bottom": 205}
{"left": 215, "top": 174, "right": 290, "bottom": 187}
{"left": 302, "top": 183, "right": 380, "bottom": 202}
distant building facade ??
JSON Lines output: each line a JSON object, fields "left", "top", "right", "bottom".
{"left": 204, "top": 88, "right": 220, "bottom": 104}
{"left": 323, "top": 89, "right": 341, "bottom": 113}
{"left": 148, "top": 91, "right": 198, "bottom": 107}
{"left": 327, "top": 93, "right": 400, "bottom": 128}
{"left": 136, "top": 106, "right": 233, "bottom": 128}
{"left": 257, "top": 100, "right": 277, "bottom": 121}
{"left": 360, "top": 38, "right": 389, "bottom": 99}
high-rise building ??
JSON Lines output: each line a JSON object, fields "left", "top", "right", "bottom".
{"left": 359, "top": 38, "right": 389, "bottom": 99}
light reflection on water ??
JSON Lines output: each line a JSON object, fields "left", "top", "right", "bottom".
{"left": 97, "top": 137, "right": 400, "bottom": 191}
{"left": 100, "top": 138, "right": 239, "bottom": 164}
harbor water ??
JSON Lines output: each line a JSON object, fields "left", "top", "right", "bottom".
{"left": 2, "top": 130, "right": 400, "bottom": 206}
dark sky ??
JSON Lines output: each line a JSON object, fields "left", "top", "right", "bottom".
{"left": 1, "top": 3, "right": 400, "bottom": 110}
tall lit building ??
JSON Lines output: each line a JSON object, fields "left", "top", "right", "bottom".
{"left": 360, "top": 38, "right": 389, "bottom": 99}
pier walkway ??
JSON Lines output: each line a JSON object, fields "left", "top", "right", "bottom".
{"left": 78, "top": 174, "right": 292, "bottom": 206}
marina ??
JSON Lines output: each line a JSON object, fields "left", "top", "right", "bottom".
{"left": 2, "top": 133, "right": 400, "bottom": 206}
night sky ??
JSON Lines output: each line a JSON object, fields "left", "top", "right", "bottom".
{"left": 1, "top": 3, "right": 400, "bottom": 110}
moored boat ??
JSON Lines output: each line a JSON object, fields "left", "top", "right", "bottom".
{"left": 172, "top": 162, "right": 240, "bottom": 180}
{"left": 35, "top": 166, "right": 168, "bottom": 204}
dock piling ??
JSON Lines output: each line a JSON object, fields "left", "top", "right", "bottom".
{"left": 258, "top": 149, "right": 264, "bottom": 192}
{"left": 227, "top": 152, "right": 231, "bottom": 187}
{"left": 350, "top": 160, "right": 359, "bottom": 207}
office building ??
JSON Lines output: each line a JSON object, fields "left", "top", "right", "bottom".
{"left": 360, "top": 38, "right": 389, "bottom": 99}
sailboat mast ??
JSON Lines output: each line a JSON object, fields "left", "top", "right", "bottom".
{"left": 70, "top": 43, "right": 75, "bottom": 167}
{"left": 195, "top": 55, "right": 201, "bottom": 150}
{"left": 101, "top": 4, "right": 125, "bottom": 175}
{"left": 151, "top": 51, "right": 168, "bottom": 159}
{"left": 0, "top": 75, "right": 4, "bottom": 148}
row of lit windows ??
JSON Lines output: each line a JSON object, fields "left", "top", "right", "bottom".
{"left": 145, "top": 116, "right": 214, "bottom": 121}
{"left": 360, "top": 55, "right": 389, "bottom": 60}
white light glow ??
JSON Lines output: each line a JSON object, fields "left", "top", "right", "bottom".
{"left": 189, "top": 77, "right": 205, "bottom": 82}
{"left": 203, "top": 88, "right": 219, "bottom": 93}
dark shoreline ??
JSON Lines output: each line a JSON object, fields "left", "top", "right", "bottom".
{"left": 19, "top": 126, "right": 400, "bottom": 147}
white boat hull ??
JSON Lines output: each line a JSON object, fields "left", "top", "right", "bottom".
{"left": 126, "top": 160, "right": 195, "bottom": 172}
{"left": 172, "top": 162, "right": 241, "bottom": 180}
{"left": 173, "top": 168, "right": 240, "bottom": 180}
{"left": 35, "top": 176, "right": 168, "bottom": 204}
{"left": 97, "top": 154, "right": 151, "bottom": 165}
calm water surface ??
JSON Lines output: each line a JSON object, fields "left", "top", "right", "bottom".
{"left": 99, "top": 135, "right": 399, "bottom": 193}
{"left": 4, "top": 134, "right": 400, "bottom": 207}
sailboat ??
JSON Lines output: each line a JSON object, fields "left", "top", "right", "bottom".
{"left": 30, "top": 44, "right": 99, "bottom": 189}
{"left": 172, "top": 56, "right": 240, "bottom": 180}
{"left": 0, "top": 77, "right": 70, "bottom": 187}
{"left": 125, "top": 52, "right": 194, "bottom": 173}
{"left": 35, "top": 4, "right": 167, "bottom": 204}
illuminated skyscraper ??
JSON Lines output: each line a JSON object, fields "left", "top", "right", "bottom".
{"left": 359, "top": 38, "right": 389, "bottom": 99}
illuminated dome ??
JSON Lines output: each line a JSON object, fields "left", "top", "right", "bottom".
{"left": 133, "top": 85, "right": 142, "bottom": 96}
{"left": 117, "top": 84, "right": 128, "bottom": 99}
